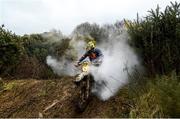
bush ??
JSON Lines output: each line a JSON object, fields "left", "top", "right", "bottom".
{"left": 126, "top": 1, "right": 180, "bottom": 75}
{"left": 129, "top": 72, "right": 180, "bottom": 117}
{"left": 0, "top": 27, "right": 67, "bottom": 78}
{"left": 0, "top": 26, "right": 24, "bottom": 75}
{"left": 73, "top": 22, "right": 108, "bottom": 43}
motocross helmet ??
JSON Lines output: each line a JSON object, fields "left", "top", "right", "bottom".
{"left": 86, "top": 41, "right": 96, "bottom": 50}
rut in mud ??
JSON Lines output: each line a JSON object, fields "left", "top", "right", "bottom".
{"left": 0, "top": 77, "right": 131, "bottom": 118}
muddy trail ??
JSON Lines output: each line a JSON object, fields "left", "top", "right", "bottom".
{"left": 0, "top": 77, "right": 131, "bottom": 118}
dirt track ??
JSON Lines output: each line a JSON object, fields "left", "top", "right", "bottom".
{"left": 0, "top": 77, "right": 130, "bottom": 118}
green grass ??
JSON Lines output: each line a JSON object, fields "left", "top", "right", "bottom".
{"left": 3, "top": 81, "right": 18, "bottom": 91}
{"left": 128, "top": 72, "right": 180, "bottom": 118}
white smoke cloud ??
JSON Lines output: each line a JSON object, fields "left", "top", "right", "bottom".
{"left": 46, "top": 23, "right": 139, "bottom": 100}
{"left": 91, "top": 27, "right": 139, "bottom": 100}
{"left": 46, "top": 56, "right": 75, "bottom": 76}
{"left": 45, "top": 33, "right": 86, "bottom": 76}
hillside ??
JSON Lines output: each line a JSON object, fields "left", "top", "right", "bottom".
{"left": 0, "top": 77, "right": 130, "bottom": 118}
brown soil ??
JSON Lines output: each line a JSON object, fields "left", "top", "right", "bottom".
{"left": 0, "top": 77, "right": 130, "bottom": 118}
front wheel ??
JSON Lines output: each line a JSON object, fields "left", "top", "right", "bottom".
{"left": 77, "top": 74, "right": 93, "bottom": 112}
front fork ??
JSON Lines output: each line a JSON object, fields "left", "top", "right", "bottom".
{"left": 79, "top": 75, "right": 90, "bottom": 102}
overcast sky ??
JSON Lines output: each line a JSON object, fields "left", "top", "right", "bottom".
{"left": 0, "top": 0, "right": 176, "bottom": 35}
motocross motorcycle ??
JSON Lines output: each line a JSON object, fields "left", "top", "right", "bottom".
{"left": 74, "top": 56, "right": 103, "bottom": 112}
{"left": 74, "top": 61, "right": 94, "bottom": 112}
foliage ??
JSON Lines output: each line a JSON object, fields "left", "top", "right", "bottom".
{"left": 0, "top": 26, "right": 24, "bottom": 75}
{"left": 73, "top": 22, "right": 108, "bottom": 43}
{"left": 126, "top": 1, "right": 180, "bottom": 75}
{"left": 0, "top": 26, "right": 71, "bottom": 78}
{"left": 129, "top": 72, "right": 180, "bottom": 118}
{"left": 126, "top": 2, "right": 180, "bottom": 117}
{"left": 3, "top": 81, "right": 18, "bottom": 91}
{"left": 22, "top": 34, "right": 50, "bottom": 63}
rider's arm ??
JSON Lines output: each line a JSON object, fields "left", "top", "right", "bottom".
{"left": 78, "top": 52, "right": 89, "bottom": 63}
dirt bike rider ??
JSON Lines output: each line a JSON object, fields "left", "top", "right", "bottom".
{"left": 75, "top": 40, "right": 103, "bottom": 67}
{"left": 74, "top": 39, "right": 103, "bottom": 108}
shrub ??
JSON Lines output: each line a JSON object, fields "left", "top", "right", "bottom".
{"left": 0, "top": 26, "right": 24, "bottom": 75}
{"left": 129, "top": 72, "right": 180, "bottom": 117}
{"left": 126, "top": 1, "right": 180, "bottom": 75}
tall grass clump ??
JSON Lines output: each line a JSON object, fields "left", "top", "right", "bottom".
{"left": 129, "top": 72, "right": 180, "bottom": 118}
{"left": 126, "top": 2, "right": 180, "bottom": 118}
{"left": 126, "top": 1, "right": 180, "bottom": 75}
